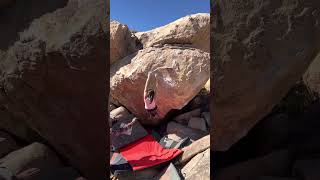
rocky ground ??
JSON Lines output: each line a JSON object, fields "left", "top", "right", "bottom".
{"left": 110, "top": 13, "right": 210, "bottom": 179}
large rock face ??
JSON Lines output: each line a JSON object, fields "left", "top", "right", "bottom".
{"left": 303, "top": 52, "right": 320, "bottom": 96}
{"left": 111, "top": 46, "right": 209, "bottom": 124}
{"left": 110, "top": 21, "right": 141, "bottom": 64}
{"left": 0, "top": 142, "right": 62, "bottom": 175}
{"left": 0, "top": 0, "right": 68, "bottom": 50}
{"left": 135, "top": 13, "right": 210, "bottom": 52}
{"left": 212, "top": 0, "right": 320, "bottom": 151}
{"left": 0, "top": 0, "right": 108, "bottom": 179}
{"left": 181, "top": 148, "right": 210, "bottom": 180}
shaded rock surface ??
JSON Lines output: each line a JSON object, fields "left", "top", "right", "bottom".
{"left": 214, "top": 150, "right": 292, "bottom": 180}
{"left": 0, "top": 0, "right": 68, "bottom": 50}
{"left": 0, "top": 0, "right": 108, "bottom": 178}
{"left": 111, "top": 46, "right": 209, "bottom": 124}
{"left": 292, "top": 158, "right": 320, "bottom": 180}
{"left": 173, "top": 108, "right": 201, "bottom": 125}
{"left": 110, "top": 106, "right": 130, "bottom": 122}
{"left": 0, "top": 142, "right": 62, "bottom": 176}
{"left": 167, "top": 121, "right": 206, "bottom": 142}
{"left": 0, "top": 105, "right": 42, "bottom": 143}
{"left": 212, "top": 0, "right": 320, "bottom": 151}
{"left": 136, "top": 13, "right": 210, "bottom": 52}
{"left": 27, "top": 167, "right": 83, "bottom": 180}
{"left": 181, "top": 148, "right": 210, "bottom": 180}
{"left": 176, "top": 135, "right": 210, "bottom": 165}
{"left": 303, "top": 52, "right": 320, "bottom": 97}
{"left": 0, "top": 131, "right": 20, "bottom": 158}
{"left": 188, "top": 117, "right": 207, "bottom": 132}
{"left": 110, "top": 21, "right": 141, "bottom": 64}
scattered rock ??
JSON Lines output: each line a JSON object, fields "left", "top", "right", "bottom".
{"left": 110, "top": 106, "right": 130, "bottom": 122}
{"left": 214, "top": 150, "right": 292, "bottom": 180}
{"left": 0, "top": 0, "right": 109, "bottom": 178}
{"left": 0, "top": 142, "right": 62, "bottom": 176}
{"left": 111, "top": 46, "right": 209, "bottom": 124}
{"left": 212, "top": 0, "right": 320, "bottom": 151}
{"left": 188, "top": 96, "right": 202, "bottom": 110}
{"left": 188, "top": 117, "right": 207, "bottom": 132}
{"left": 292, "top": 158, "right": 320, "bottom": 180}
{"left": 0, "top": 131, "right": 20, "bottom": 158}
{"left": 187, "top": 94, "right": 210, "bottom": 111}
{"left": 181, "top": 148, "right": 210, "bottom": 180}
{"left": 167, "top": 122, "right": 206, "bottom": 142}
{"left": 173, "top": 108, "right": 201, "bottom": 125}
{"left": 176, "top": 135, "right": 210, "bottom": 165}
{"left": 109, "top": 103, "right": 117, "bottom": 112}
{"left": 303, "top": 52, "right": 320, "bottom": 97}
{"left": 110, "top": 95, "right": 121, "bottom": 107}
{"left": 167, "top": 134, "right": 182, "bottom": 142}
{"left": 156, "top": 163, "right": 181, "bottom": 180}
{"left": 201, "top": 112, "right": 210, "bottom": 127}
{"left": 110, "top": 21, "right": 141, "bottom": 64}
{"left": 115, "top": 165, "right": 163, "bottom": 180}
{"left": 0, "top": 167, "right": 14, "bottom": 180}
{"left": 135, "top": 13, "right": 209, "bottom": 52}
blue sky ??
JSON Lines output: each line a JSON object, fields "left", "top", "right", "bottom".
{"left": 110, "top": 0, "right": 210, "bottom": 32}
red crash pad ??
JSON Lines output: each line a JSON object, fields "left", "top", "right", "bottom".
{"left": 120, "top": 135, "right": 182, "bottom": 171}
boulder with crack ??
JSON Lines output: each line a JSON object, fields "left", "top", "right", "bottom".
{"left": 111, "top": 45, "right": 209, "bottom": 124}
{"left": 136, "top": 13, "right": 210, "bottom": 52}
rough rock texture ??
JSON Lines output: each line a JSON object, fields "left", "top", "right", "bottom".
{"left": 0, "top": 0, "right": 68, "bottom": 50}
{"left": 110, "top": 21, "right": 141, "bottom": 64}
{"left": 0, "top": 0, "right": 108, "bottom": 179}
{"left": 173, "top": 108, "right": 201, "bottom": 124}
{"left": 212, "top": 0, "right": 320, "bottom": 151}
{"left": 303, "top": 52, "right": 320, "bottom": 96}
{"left": 0, "top": 131, "right": 20, "bottom": 158}
{"left": 181, "top": 148, "right": 210, "bottom": 180}
{"left": 135, "top": 13, "right": 210, "bottom": 52}
{"left": 110, "top": 106, "right": 130, "bottom": 122}
{"left": 0, "top": 106, "right": 42, "bottom": 143}
{"left": 167, "top": 122, "right": 207, "bottom": 142}
{"left": 111, "top": 46, "right": 209, "bottom": 124}
{"left": 176, "top": 135, "right": 210, "bottom": 165}
{"left": 0, "top": 142, "right": 62, "bottom": 176}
